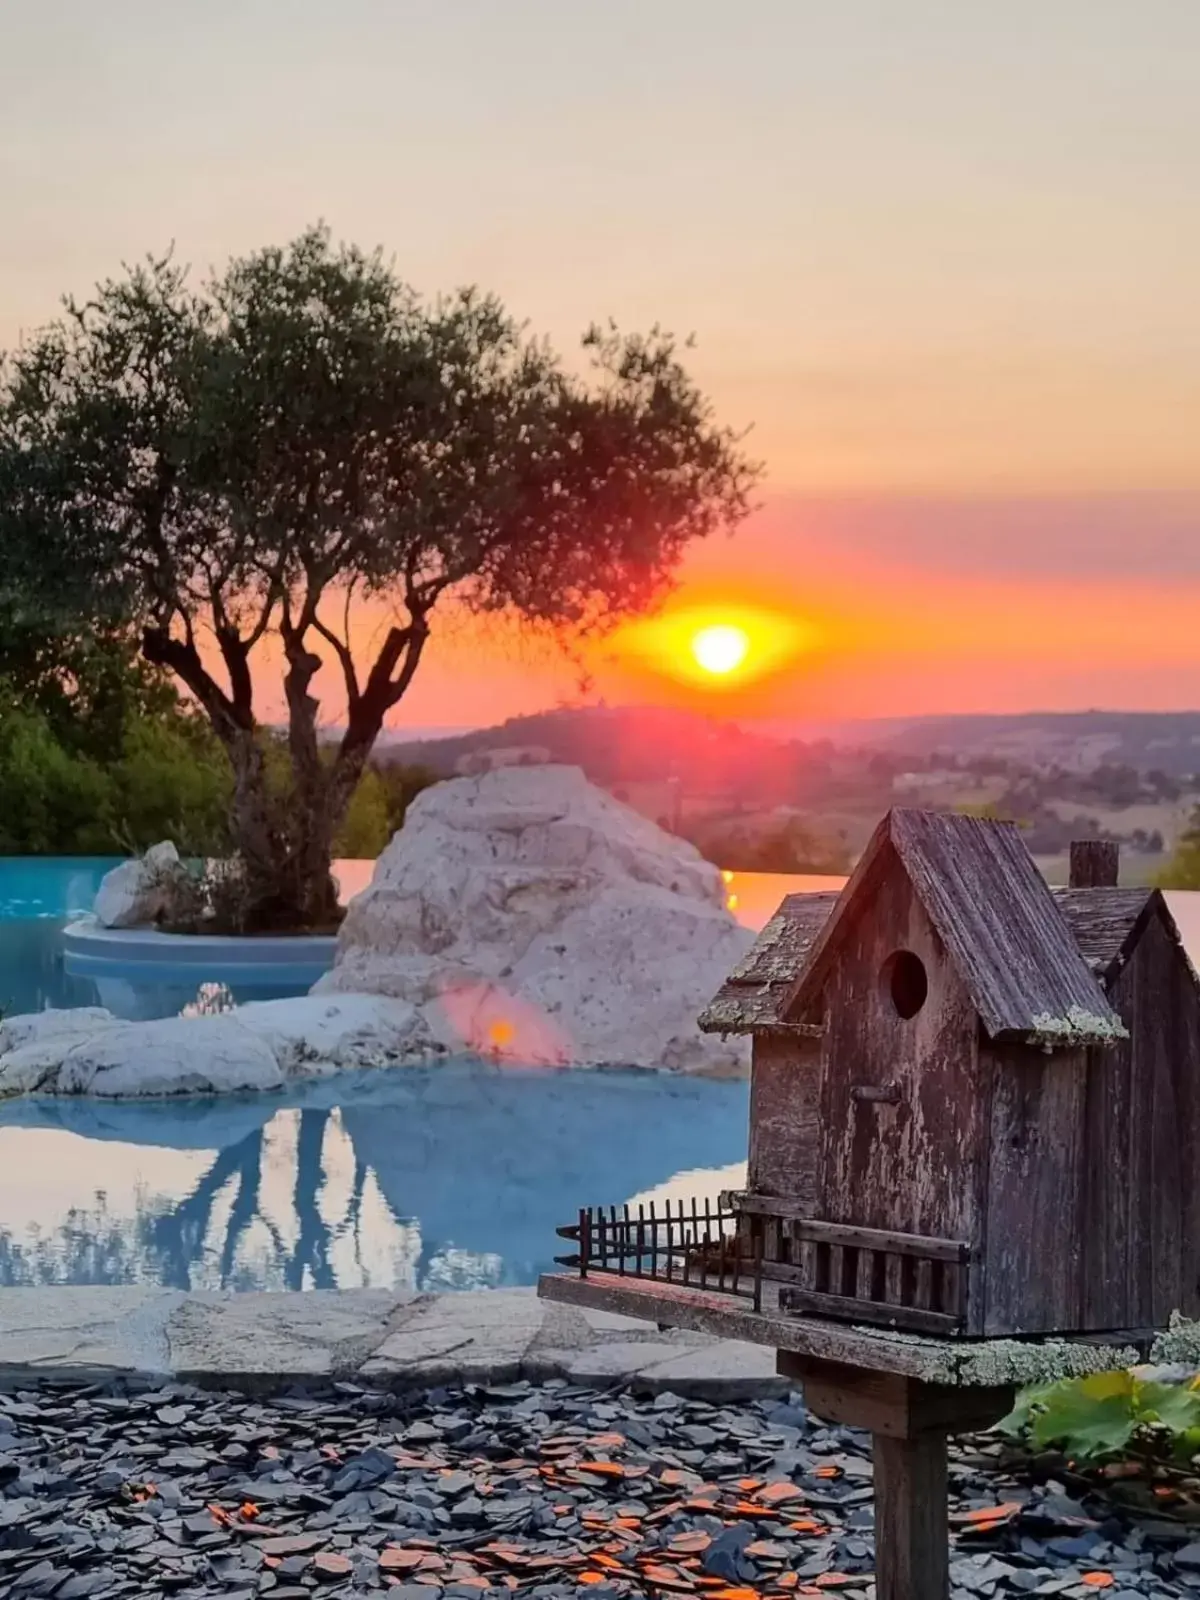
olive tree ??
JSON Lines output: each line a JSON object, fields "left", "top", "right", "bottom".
{"left": 0, "top": 227, "right": 758, "bottom": 929}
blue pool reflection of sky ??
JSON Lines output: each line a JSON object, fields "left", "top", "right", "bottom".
{"left": 0, "top": 1062, "right": 748, "bottom": 1290}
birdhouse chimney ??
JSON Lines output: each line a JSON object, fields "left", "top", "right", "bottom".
{"left": 1069, "top": 839, "right": 1119, "bottom": 888}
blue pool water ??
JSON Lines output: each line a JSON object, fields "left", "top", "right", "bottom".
{"left": 0, "top": 1062, "right": 748, "bottom": 1290}
{"left": 0, "top": 859, "right": 749, "bottom": 1291}
{"left": 0, "top": 857, "right": 357, "bottom": 1020}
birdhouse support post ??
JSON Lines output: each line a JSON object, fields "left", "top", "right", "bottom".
{"left": 777, "top": 1354, "right": 1015, "bottom": 1600}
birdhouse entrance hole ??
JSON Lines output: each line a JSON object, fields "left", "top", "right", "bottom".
{"left": 882, "top": 950, "right": 928, "bottom": 1019}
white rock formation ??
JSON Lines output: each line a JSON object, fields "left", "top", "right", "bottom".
{"left": 0, "top": 1007, "right": 116, "bottom": 1056}
{"left": 317, "top": 765, "right": 752, "bottom": 1074}
{"left": 233, "top": 995, "right": 435, "bottom": 1076}
{"left": 0, "top": 1008, "right": 121, "bottom": 1098}
{"left": 0, "top": 768, "right": 751, "bottom": 1098}
{"left": 52, "top": 1015, "right": 286, "bottom": 1098}
{"left": 93, "top": 841, "right": 186, "bottom": 929}
{"left": 0, "top": 997, "right": 436, "bottom": 1100}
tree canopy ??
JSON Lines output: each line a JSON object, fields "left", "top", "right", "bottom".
{"left": 0, "top": 226, "right": 760, "bottom": 927}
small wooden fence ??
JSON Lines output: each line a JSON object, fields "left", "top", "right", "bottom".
{"left": 557, "top": 1192, "right": 972, "bottom": 1336}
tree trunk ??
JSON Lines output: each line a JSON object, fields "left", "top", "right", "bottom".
{"left": 288, "top": 799, "right": 342, "bottom": 931}
{"left": 142, "top": 616, "right": 408, "bottom": 934}
{"left": 226, "top": 731, "right": 299, "bottom": 931}
{"left": 217, "top": 718, "right": 347, "bottom": 933}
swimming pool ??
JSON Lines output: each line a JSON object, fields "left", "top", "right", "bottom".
{"left": 0, "top": 857, "right": 374, "bottom": 1020}
{"left": 0, "top": 1060, "right": 748, "bottom": 1290}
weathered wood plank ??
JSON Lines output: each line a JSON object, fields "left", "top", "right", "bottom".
{"left": 700, "top": 891, "right": 840, "bottom": 1035}
{"left": 1081, "top": 1037, "right": 1132, "bottom": 1330}
{"left": 1069, "top": 839, "right": 1120, "bottom": 889}
{"left": 1116, "top": 907, "right": 1200, "bottom": 1327}
{"left": 874, "top": 1433, "right": 950, "bottom": 1600}
{"left": 746, "top": 1034, "right": 820, "bottom": 1206}
{"left": 778, "top": 1356, "right": 1014, "bottom": 1436}
{"left": 983, "top": 1044, "right": 1086, "bottom": 1334}
{"left": 705, "top": 883, "right": 1156, "bottom": 1037}
{"left": 815, "top": 862, "right": 988, "bottom": 1253}
{"left": 538, "top": 1270, "right": 1147, "bottom": 1383}
{"left": 785, "top": 809, "right": 1122, "bottom": 1045}
{"left": 778, "top": 1285, "right": 962, "bottom": 1336}
{"left": 732, "top": 1202, "right": 971, "bottom": 1262}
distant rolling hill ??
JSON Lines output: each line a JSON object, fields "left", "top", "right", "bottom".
{"left": 377, "top": 705, "right": 784, "bottom": 784}
{"left": 380, "top": 706, "right": 1200, "bottom": 780}
{"left": 825, "top": 710, "right": 1200, "bottom": 777}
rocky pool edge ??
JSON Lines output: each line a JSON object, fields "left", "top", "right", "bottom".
{"left": 0, "top": 1287, "right": 786, "bottom": 1400}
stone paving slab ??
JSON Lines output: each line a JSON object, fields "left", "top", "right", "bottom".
{"left": 0, "top": 1288, "right": 787, "bottom": 1399}
{"left": 168, "top": 1291, "right": 416, "bottom": 1389}
{"left": 0, "top": 1287, "right": 185, "bottom": 1383}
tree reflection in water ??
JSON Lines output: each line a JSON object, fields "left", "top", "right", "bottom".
{"left": 142, "top": 1111, "right": 358, "bottom": 1290}
{"left": 0, "top": 1066, "right": 747, "bottom": 1289}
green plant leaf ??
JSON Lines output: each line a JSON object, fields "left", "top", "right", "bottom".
{"left": 1031, "top": 1371, "right": 1138, "bottom": 1458}
{"left": 1135, "top": 1381, "right": 1200, "bottom": 1434}
{"left": 996, "top": 1382, "right": 1058, "bottom": 1438}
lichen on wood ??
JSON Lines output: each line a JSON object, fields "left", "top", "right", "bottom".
{"left": 1026, "top": 1004, "right": 1129, "bottom": 1046}
{"left": 1149, "top": 1311, "right": 1200, "bottom": 1365}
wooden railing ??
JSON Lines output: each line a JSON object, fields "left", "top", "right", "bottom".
{"left": 557, "top": 1192, "right": 972, "bottom": 1337}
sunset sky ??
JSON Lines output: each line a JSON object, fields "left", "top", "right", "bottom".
{"left": 3, "top": 0, "right": 1198, "bottom": 728}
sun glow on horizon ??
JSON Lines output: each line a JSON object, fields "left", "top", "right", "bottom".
{"left": 615, "top": 602, "right": 819, "bottom": 694}
{"left": 690, "top": 623, "right": 750, "bottom": 677}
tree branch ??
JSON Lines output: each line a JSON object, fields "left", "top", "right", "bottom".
{"left": 142, "top": 624, "right": 239, "bottom": 742}
{"left": 311, "top": 613, "right": 361, "bottom": 712}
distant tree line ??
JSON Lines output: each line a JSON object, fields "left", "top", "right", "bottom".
{"left": 681, "top": 813, "right": 852, "bottom": 876}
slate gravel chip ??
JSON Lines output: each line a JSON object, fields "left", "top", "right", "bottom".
{"left": 0, "top": 1379, "right": 1195, "bottom": 1599}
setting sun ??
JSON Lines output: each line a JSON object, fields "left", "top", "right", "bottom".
{"left": 691, "top": 624, "right": 750, "bottom": 677}
{"left": 613, "top": 601, "right": 820, "bottom": 696}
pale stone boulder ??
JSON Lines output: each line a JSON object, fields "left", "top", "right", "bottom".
{"left": 318, "top": 765, "right": 752, "bottom": 1073}
{"left": 53, "top": 1015, "right": 285, "bottom": 1097}
{"left": 0, "top": 1009, "right": 120, "bottom": 1098}
{"left": 93, "top": 841, "right": 187, "bottom": 929}
{"left": 233, "top": 994, "right": 439, "bottom": 1075}
{"left": 0, "top": 997, "right": 436, "bottom": 1100}
{"left": 0, "top": 1006, "right": 116, "bottom": 1056}
{"left": 511, "top": 881, "right": 751, "bottom": 1074}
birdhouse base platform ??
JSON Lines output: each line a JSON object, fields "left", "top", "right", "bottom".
{"left": 538, "top": 1271, "right": 1144, "bottom": 1600}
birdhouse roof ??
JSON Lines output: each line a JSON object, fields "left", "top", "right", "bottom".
{"left": 701, "top": 810, "right": 1129, "bottom": 1047}
{"left": 1055, "top": 885, "right": 1199, "bottom": 989}
{"left": 697, "top": 890, "right": 839, "bottom": 1035}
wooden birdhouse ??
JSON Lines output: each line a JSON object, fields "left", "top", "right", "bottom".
{"left": 542, "top": 813, "right": 1200, "bottom": 1600}
{"left": 699, "top": 809, "right": 1200, "bottom": 1340}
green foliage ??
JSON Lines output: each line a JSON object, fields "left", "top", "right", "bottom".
{"left": 1157, "top": 807, "right": 1200, "bottom": 890}
{"left": 954, "top": 801, "right": 1028, "bottom": 828}
{"left": 335, "top": 769, "right": 392, "bottom": 859}
{"left": 1000, "top": 1370, "right": 1200, "bottom": 1463}
{"left": 0, "top": 619, "right": 177, "bottom": 762}
{"left": 0, "top": 710, "right": 113, "bottom": 853}
{"left": 106, "top": 712, "right": 233, "bottom": 856}
{"left": 0, "top": 702, "right": 233, "bottom": 856}
{"left": 377, "top": 763, "right": 440, "bottom": 835}
{"left": 334, "top": 764, "right": 440, "bottom": 858}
